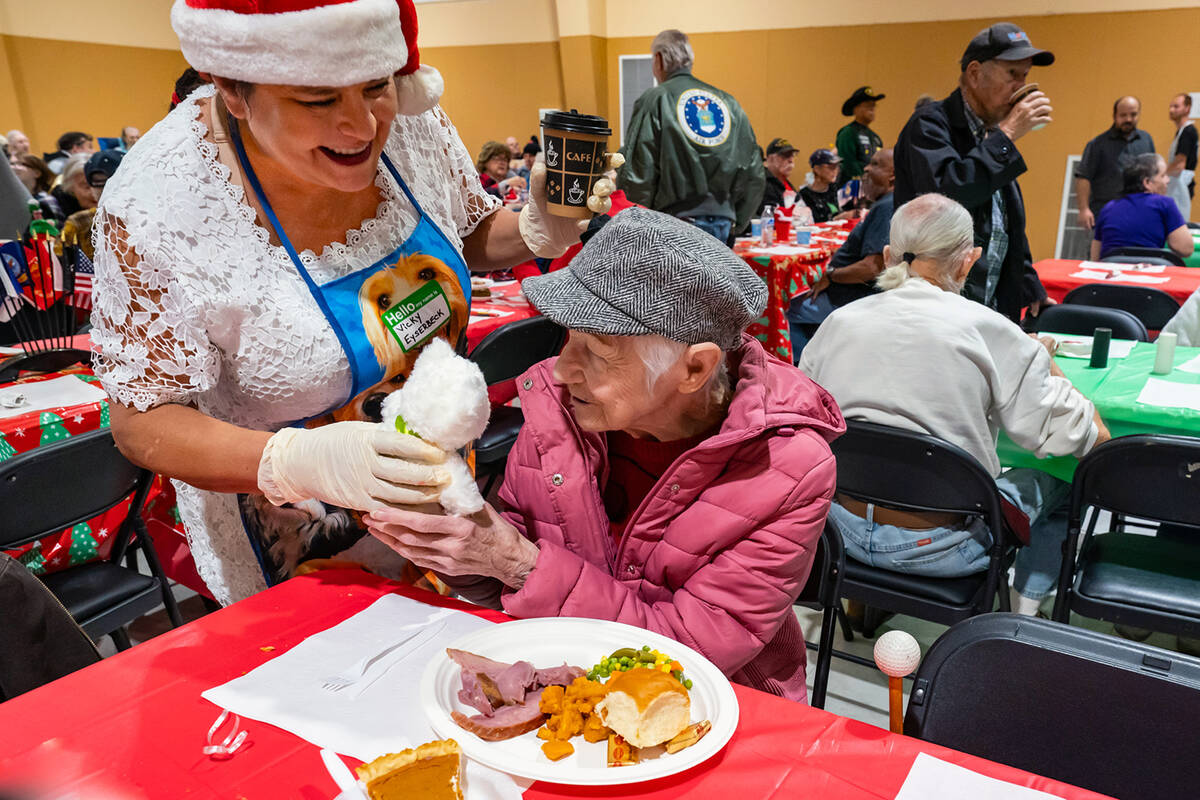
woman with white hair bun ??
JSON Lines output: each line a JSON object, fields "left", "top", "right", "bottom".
{"left": 367, "top": 207, "right": 845, "bottom": 703}
{"left": 800, "top": 193, "right": 1111, "bottom": 616}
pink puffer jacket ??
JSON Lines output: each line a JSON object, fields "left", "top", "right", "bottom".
{"left": 498, "top": 336, "right": 844, "bottom": 702}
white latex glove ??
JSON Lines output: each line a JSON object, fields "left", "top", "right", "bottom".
{"left": 517, "top": 153, "right": 625, "bottom": 258}
{"left": 257, "top": 421, "right": 449, "bottom": 511}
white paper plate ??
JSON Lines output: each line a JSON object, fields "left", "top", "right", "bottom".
{"left": 419, "top": 618, "right": 738, "bottom": 785}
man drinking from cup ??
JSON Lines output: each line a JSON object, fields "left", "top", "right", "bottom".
{"left": 893, "top": 22, "right": 1054, "bottom": 323}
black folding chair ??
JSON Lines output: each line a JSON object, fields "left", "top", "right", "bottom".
{"left": 0, "top": 429, "right": 183, "bottom": 650}
{"left": 906, "top": 613, "right": 1200, "bottom": 800}
{"left": 1062, "top": 283, "right": 1181, "bottom": 333}
{"left": 796, "top": 524, "right": 844, "bottom": 709}
{"left": 468, "top": 315, "right": 567, "bottom": 495}
{"left": 830, "top": 421, "right": 1016, "bottom": 635}
{"left": 1031, "top": 303, "right": 1148, "bottom": 341}
{"left": 1052, "top": 435, "right": 1200, "bottom": 637}
{"left": 1101, "top": 246, "right": 1186, "bottom": 267}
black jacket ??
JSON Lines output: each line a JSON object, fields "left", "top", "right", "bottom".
{"left": 894, "top": 88, "right": 1046, "bottom": 321}
{"left": 758, "top": 173, "right": 796, "bottom": 215}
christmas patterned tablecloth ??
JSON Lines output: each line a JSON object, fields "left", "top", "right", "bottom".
{"left": 0, "top": 368, "right": 190, "bottom": 582}
{"left": 734, "top": 221, "right": 854, "bottom": 362}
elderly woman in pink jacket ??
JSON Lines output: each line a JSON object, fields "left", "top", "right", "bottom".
{"left": 367, "top": 207, "right": 844, "bottom": 702}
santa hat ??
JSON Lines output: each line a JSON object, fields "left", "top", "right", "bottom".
{"left": 170, "top": 0, "right": 444, "bottom": 115}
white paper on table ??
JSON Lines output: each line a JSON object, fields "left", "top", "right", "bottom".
{"left": 1076, "top": 260, "right": 1167, "bottom": 274}
{"left": 469, "top": 308, "right": 516, "bottom": 325}
{"left": 1105, "top": 272, "right": 1171, "bottom": 284}
{"left": 201, "top": 595, "right": 530, "bottom": 799}
{"left": 0, "top": 375, "right": 107, "bottom": 420}
{"left": 1176, "top": 354, "right": 1200, "bottom": 374}
{"left": 1044, "top": 333, "right": 1136, "bottom": 360}
{"left": 1136, "top": 377, "right": 1200, "bottom": 411}
{"left": 1068, "top": 269, "right": 1111, "bottom": 281}
{"left": 894, "top": 753, "right": 1065, "bottom": 800}
{"left": 746, "top": 245, "right": 821, "bottom": 257}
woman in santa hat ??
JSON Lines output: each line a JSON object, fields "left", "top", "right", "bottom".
{"left": 89, "top": 0, "right": 611, "bottom": 606}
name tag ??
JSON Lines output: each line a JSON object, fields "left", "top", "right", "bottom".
{"left": 381, "top": 280, "right": 452, "bottom": 353}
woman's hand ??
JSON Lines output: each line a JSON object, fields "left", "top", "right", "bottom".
{"left": 258, "top": 421, "right": 449, "bottom": 511}
{"left": 365, "top": 503, "right": 540, "bottom": 589}
{"left": 517, "top": 154, "right": 625, "bottom": 258}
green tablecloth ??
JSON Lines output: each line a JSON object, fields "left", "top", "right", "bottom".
{"left": 1187, "top": 232, "right": 1200, "bottom": 268}
{"left": 997, "top": 342, "right": 1200, "bottom": 481}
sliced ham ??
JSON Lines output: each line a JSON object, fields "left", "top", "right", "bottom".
{"left": 450, "top": 689, "right": 546, "bottom": 741}
{"left": 533, "top": 663, "right": 585, "bottom": 689}
{"left": 457, "top": 670, "right": 495, "bottom": 716}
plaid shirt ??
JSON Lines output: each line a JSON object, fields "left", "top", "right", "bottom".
{"left": 963, "top": 101, "right": 1009, "bottom": 309}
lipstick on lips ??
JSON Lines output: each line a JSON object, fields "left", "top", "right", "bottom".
{"left": 319, "top": 142, "right": 373, "bottom": 166}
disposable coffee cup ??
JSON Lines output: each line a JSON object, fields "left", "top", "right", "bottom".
{"left": 1009, "top": 82, "right": 1048, "bottom": 131}
{"left": 540, "top": 109, "right": 612, "bottom": 219}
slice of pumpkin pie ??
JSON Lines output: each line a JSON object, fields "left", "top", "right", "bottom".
{"left": 355, "top": 738, "right": 464, "bottom": 800}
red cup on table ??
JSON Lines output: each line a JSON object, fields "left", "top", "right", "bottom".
{"left": 774, "top": 208, "right": 792, "bottom": 244}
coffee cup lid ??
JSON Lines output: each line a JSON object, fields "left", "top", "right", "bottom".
{"left": 541, "top": 109, "right": 611, "bottom": 136}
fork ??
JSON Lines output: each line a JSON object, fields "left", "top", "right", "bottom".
{"left": 320, "top": 620, "right": 445, "bottom": 693}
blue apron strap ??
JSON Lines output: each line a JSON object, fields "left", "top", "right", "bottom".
{"left": 379, "top": 154, "right": 473, "bottom": 290}
{"left": 227, "top": 117, "right": 361, "bottom": 388}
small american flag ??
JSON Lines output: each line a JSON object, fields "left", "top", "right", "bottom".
{"left": 71, "top": 247, "right": 94, "bottom": 311}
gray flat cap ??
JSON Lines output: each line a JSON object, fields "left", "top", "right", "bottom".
{"left": 522, "top": 207, "right": 767, "bottom": 350}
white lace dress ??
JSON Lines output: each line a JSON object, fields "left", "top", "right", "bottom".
{"left": 91, "top": 84, "right": 500, "bottom": 605}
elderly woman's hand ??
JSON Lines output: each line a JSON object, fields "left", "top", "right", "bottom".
{"left": 365, "top": 503, "right": 540, "bottom": 589}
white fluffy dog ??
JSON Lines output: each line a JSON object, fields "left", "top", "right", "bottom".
{"left": 380, "top": 337, "right": 491, "bottom": 515}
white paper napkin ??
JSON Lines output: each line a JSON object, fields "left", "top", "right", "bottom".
{"left": 1045, "top": 333, "right": 1136, "bottom": 360}
{"left": 202, "top": 594, "right": 529, "bottom": 799}
{"left": 1136, "top": 377, "right": 1200, "bottom": 410}
{"left": 0, "top": 375, "right": 107, "bottom": 419}
{"left": 1176, "top": 354, "right": 1200, "bottom": 375}
{"left": 746, "top": 245, "right": 821, "bottom": 257}
{"left": 895, "top": 753, "right": 1064, "bottom": 799}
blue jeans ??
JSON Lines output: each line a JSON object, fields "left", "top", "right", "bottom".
{"left": 827, "top": 468, "right": 1071, "bottom": 600}
{"left": 683, "top": 215, "right": 732, "bottom": 243}
{"left": 786, "top": 295, "right": 834, "bottom": 363}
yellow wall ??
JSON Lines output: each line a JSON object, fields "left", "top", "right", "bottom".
{"left": 1, "top": 35, "right": 188, "bottom": 157}
{"left": 2, "top": 0, "right": 1196, "bottom": 255}
{"left": 423, "top": 39, "right": 564, "bottom": 163}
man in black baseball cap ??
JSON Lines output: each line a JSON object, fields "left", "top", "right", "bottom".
{"left": 836, "top": 86, "right": 885, "bottom": 185}
{"left": 892, "top": 22, "right": 1055, "bottom": 323}
{"left": 759, "top": 137, "right": 799, "bottom": 213}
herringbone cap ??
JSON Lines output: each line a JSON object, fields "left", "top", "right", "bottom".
{"left": 522, "top": 207, "right": 766, "bottom": 350}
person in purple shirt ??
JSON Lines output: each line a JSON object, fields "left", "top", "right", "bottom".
{"left": 1092, "top": 153, "right": 1194, "bottom": 261}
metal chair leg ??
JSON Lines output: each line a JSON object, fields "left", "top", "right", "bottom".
{"left": 134, "top": 518, "right": 184, "bottom": 628}
{"left": 810, "top": 605, "right": 837, "bottom": 709}
{"left": 110, "top": 627, "right": 133, "bottom": 651}
{"left": 836, "top": 604, "right": 855, "bottom": 642}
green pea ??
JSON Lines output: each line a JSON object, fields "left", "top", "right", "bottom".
{"left": 684, "top": 679, "right": 693, "bottom": 689}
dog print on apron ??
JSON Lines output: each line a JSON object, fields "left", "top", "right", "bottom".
{"left": 227, "top": 118, "right": 472, "bottom": 588}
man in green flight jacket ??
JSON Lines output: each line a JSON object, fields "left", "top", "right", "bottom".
{"left": 617, "top": 29, "right": 764, "bottom": 243}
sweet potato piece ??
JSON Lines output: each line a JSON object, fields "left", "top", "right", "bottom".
{"left": 541, "top": 739, "right": 574, "bottom": 761}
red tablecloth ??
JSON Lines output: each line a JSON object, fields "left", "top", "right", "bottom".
{"left": 466, "top": 279, "right": 539, "bottom": 351}
{"left": 0, "top": 570, "right": 1112, "bottom": 799}
{"left": 1035, "top": 259, "right": 1200, "bottom": 305}
{"left": 734, "top": 221, "right": 856, "bottom": 363}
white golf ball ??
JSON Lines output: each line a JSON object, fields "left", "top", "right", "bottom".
{"left": 873, "top": 630, "right": 921, "bottom": 677}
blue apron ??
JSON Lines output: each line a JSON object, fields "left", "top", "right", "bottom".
{"left": 228, "top": 118, "right": 471, "bottom": 586}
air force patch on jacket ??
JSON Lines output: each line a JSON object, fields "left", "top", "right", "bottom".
{"left": 676, "top": 88, "right": 731, "bottom": 147}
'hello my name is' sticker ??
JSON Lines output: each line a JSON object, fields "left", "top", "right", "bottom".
{"left": 381, "top": 281, "right": 451, "bottom": 353}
